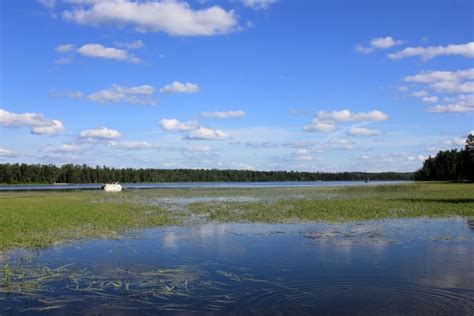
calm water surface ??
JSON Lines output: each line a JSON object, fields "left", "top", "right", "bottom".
{"left": 0, "top": 181, "right": 410, "bottom": 191}
{"left": 1, "top": 218, "right": 473, "bottom": 315}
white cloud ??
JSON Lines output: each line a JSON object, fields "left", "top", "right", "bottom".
{"left": 242, "top": 0, "right": 277, "bottom": 9}
{"left": 0, "top": 108, "right": 64, "bottom": 135}
{"left": 0, "top": 147, "right": 15, "bottom": 157}
{"left": 388, "top": 42, "right": 474, "bottom": 61}
{"left": 199, "top": 110, "right": 245, "bottom": 119}
{"left": 407, "top": 155, "right": 426, "bottom": 162}
{"left": 348, "top": 127, "right": 383, "bottom": 136}
{"left": 355, "top": 36, "right": 402, "bottom": 54}
{"left": 77, "top": 44, "right": 141, "bottom": 63}
{"left": 421, "top": 96, "right": 438, "bottom": 103}
{"left": 444, "top": 138, "right": 466, "bottom": 147}
{"left": 79, "top": 127, "right": 121, "bottom": 141}
{"left": 370, "top": 36, "right": 403, "bottom": 49}
{"left": 426, "top": 94, "right": 474, "bottom": 113}
{"left": 55, "top": 43, "right": 75, "bottom": 53}
{"left": 62, "top": 0, "right": 239, "bottom": 36}
{"left": 304, "top": 109, "right": 388, "bottom": 133}
{"left": 185, "top": 127, "right": 230, "bottom": 140}
{"left": 304, "top": 122, "right": 336, "bottom": 133}
{"left": 160, "top": 118, "right": 199, "bottom": 131}
{"left": 87, "top": 84, "right": 157, "bottom": 105}
{"left": 315, "top": 110, "right": 389, "bottom": 123}
{"left": 404, "top": 68, "right": 474, "bottom": 83}
{"left": 107, "top": 141, "right": 155, "bottom": 150}
{"left": 160, "top": 81, "right": 199, "bottom": 94}
{"left": 430, "top": 81, "right": 474, "bottom": 93}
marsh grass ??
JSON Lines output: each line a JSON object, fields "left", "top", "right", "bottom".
{"left": 188, "top": 183, "right": 474, "bottom": 222}
{"left": 0, "top": 191, "right": 174, "bottom": 251}
{"left": 0, "top": 182, "right": 473, "bottom": 250}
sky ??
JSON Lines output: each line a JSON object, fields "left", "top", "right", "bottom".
{"left": 0, "top": 0, "right": 473, "bottom": 172}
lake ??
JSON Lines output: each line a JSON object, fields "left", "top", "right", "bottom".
{"left": 0, "top": 180, "right": 410, "bottom": 191}
{"left": 1, "top": 217, "right": 473, "bottom": 314}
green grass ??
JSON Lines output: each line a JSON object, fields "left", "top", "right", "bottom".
{"left": 0, "top": 182, "right": 473, "bottom": 250}
{"left": 0, "top": 191, "right": 174, "bottom": 251}
{"left": 188, "top": 183, "right": 474, "bottom": 222}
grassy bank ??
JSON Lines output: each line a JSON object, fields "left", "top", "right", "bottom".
{"left": 0, "top": 182, "right": 473, "bottom": 250}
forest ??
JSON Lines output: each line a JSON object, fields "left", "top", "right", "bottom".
{"left": 0, "top": 164, "right": 413, "bottom": 184}
{"left": 414, "top": 134, "right": 474, "bottom": 181}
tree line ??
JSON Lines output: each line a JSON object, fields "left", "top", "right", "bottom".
{"left": 0, "top": 164, "right": 413, "bottom": 184}
{"left": 414, "top": 134, "right": 474, "bottom": 181}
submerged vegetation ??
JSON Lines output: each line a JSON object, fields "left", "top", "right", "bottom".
{"left": 0, "top": 182, "right": 473, "bottom": 251}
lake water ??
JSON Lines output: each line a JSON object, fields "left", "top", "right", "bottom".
{"left": 0, "top": 180, "right": 410, "bottom": 191}
{"left": 1, "top": 217, "right": 473, "bottom": 314}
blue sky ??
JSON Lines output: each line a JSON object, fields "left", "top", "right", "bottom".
{"left": 0, "top": 0, "right": 473, "bottom": 172}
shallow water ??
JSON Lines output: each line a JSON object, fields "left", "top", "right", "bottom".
{"left": 0, "top": 180, "right": 410, "bottom": 191}
{"left": 1, "top": 218, "right": 473, "bottom": 314}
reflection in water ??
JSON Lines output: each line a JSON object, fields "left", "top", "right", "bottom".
{"left": 1, "top": 218, "right": 473, "bottom": 314}
{"left": 468, "top": 218, "right": 474, "bottom": 230}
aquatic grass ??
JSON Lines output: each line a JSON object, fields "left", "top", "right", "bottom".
{"left": 0, "top": 191, "right": 174, "bottom": 251}
{"left": 0, "top": 183, "right": 473, "bottom": 250}
{"left": 188, "top": 183, "right": 474, "bottom": 223}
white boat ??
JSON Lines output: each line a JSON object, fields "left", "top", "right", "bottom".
{"left": 101, "top": 182, "right": 122, "bottom": 192}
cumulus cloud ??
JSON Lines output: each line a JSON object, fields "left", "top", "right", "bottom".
{"left": 444, "top": 138, "right": 467, "bottom": 147}
{"left": 87, "top": 84, "right": 157, "bottom": 105}
{"left": 160, "top": 81, "right": 199, "bottom": 94}
{"left": 185, "top": 127, "right": 230, "bottom": 140}
{"left": 37, "top": 0, "right": 55, "bottom": 9}
{"left": 79, "top": 127, "right": 121, "bottom": 141}
{"left": 199, "top": 110, "right": 245, "bottom": 119}
{"left": 426, "top": 94, "right": 474, "bottom": 113}
{"left": 0, "top": 108, "right": 64, "bottom": 135}
{"left": 407, "top": 155, "right": 426, "bottom": 162}
{"left": 355, "top": 36, "right": 402, "bottom": 54}
{"left": 404, "top": 68, "right": 474, "bottom": 83}
{"left": 55, "top": 42, "right": 141, "bottom": 63}
{"left": 304, "top": 109, "right": 388, "bottom": 133}
{"left": 62, "top": 0, "right": 239, "bottom": 36}
{"left": 242, "top": 0, "right": 277, "bottom": 9}
{"left": 388, "top": 42, "right": 474, "bottom": 61}
{"left": 304, "top": 122, "right": 336, "bottom": 133}
{"left": 348, "top": 127, "right": 383, "bottom": 136}
{"left": 0, "top": 147, "right": 15, "bottom": 157}
{"left": 77, "top": 44, "right": 141, "bottom": 63}
{"left": 404, "top": 69, "right": 474, "bottom": 112}
{"left": 160, "top": 118, "right": 199, "bottom": 131}
{"left": 107, "top": 141, "right": 155, "bottom": 150}
{"left": 421, "top": 96, "right": 438, "bottom": 103}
